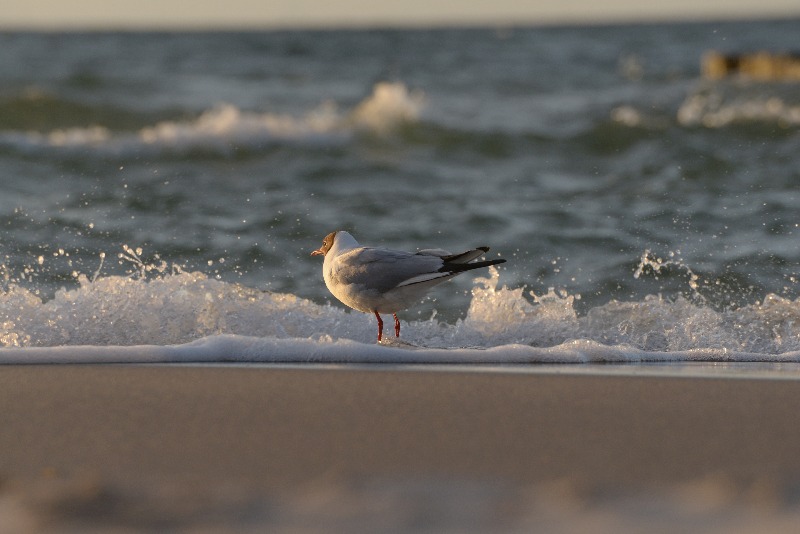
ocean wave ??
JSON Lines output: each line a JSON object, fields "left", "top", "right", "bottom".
{"left": 610, "top": 97, "right": 800, "bottom": 131}
{"left": 0, "top": 82, "right": 424, "bottom": 156}
{"left": 2, "top": 262, "right": 800, "bottom": 363}
{"left": 677, "top": 83, "right": 800, "bottom": 128}
{"left": 607, "top": 78, "right": 800, "bottom": 131}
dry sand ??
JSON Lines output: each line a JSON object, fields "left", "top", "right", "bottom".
{"left": 2, "top": 364, "right": 800, "bottom": 532}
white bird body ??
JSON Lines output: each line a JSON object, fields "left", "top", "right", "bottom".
{"left": 311, "top": 230, "right": 506, "bottom": 341}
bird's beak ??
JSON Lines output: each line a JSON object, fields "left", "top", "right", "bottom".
{"left": 310, "top": 248, "right": 324, "bottom": 256}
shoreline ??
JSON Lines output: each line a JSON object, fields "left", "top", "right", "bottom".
{"left": 187, "top": 360, "right": 800, "bottom": 380}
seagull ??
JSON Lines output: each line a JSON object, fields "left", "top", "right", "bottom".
{"left": 311, "top": 230, "right": 507, "bottom": 342}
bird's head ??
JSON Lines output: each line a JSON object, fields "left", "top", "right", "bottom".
{"left": 310, "top": 231, "right": 338, "bottom": 257}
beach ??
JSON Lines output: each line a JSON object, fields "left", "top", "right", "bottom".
{"left": 3, "top": 363, "right": 800, "bottom": 532}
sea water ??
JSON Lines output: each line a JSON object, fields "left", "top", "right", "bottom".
{"left": 1, "top": 21, "right": 800, "bottom": 363}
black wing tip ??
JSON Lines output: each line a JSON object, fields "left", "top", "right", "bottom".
{"left": 440, "top": 257, "right": 507, "bottom": 273}
{"left": 477, "top": 246, "right": 490, "bottom": 252}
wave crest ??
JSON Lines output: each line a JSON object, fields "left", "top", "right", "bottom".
{"left": 0, "top": 82, "right": 424, "bottom": 156}
{"left": 677, "top": 83, "right": 800, "bottom": 128}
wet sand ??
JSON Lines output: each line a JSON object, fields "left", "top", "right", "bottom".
{"left": 2, "top": 364, "right": 800, "bottom": 531}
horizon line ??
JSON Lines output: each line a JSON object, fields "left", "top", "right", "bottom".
{"left": 2, "top": 12, "right": 799, "bottom": 33}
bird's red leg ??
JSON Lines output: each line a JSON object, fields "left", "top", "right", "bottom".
{"left": 393, "top": 313, "right": 400, "bottom": 337}
{"left": 374, "top": 311, "right": 383, "bottom": 342}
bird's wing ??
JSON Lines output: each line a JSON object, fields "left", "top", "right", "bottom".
{"left": 397, "top": 249, "right": 497, "bottom": 287}
{"left": 394, "top": 271, "right": 456, "bottom": 288}
{"left": 333, "top": 247, "right": 444, "bottom": 293}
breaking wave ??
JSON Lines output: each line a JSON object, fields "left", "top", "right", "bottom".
{"left": 2, "top": 258, "right": 800, "bottom": 363}
{"left": 0, "top": 82, "right": 424, "bottom": 156}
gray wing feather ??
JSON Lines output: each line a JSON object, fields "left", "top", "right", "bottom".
{"left": 334, "top": 247, "right": 444, "bottom": 292}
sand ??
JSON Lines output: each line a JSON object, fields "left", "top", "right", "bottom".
{"left": 2, "top": 364, "right": 800, "bottom": 532}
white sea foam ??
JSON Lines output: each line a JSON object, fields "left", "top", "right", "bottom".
{"left": 610, "top": 81, "right": 800, "bottom": 129}
{"left": 2, "top": 264, "right": 800, "bottom": 364}
{"left": 677, "top": 85, "right": 800, "bottom": 128}
{"left": 0, "top": 82, "right": 423, "bottom": 155}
